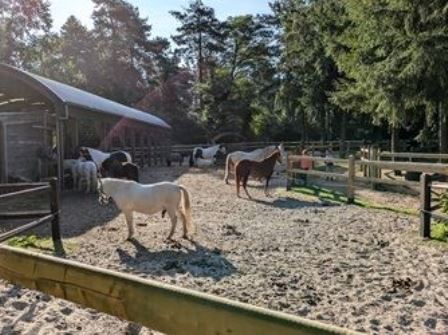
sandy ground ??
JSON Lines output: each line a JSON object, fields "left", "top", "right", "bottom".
{"left": 1, "top": 166, "right": 448, "bottom": 334}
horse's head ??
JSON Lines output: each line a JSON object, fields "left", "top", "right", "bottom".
{"left": 218, "top": 144, "right": 227, "bottom": 155}
{"left": 79, "top": 147, "right": 93, "bottom": 161}
{"left": 275, "top": 149, "right": 283, "bottom": 164}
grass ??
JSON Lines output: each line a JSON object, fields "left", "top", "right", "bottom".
{"left": 432, "top": 222, "right": 448, "bottom": 242}
{"left": 291, "top": 185, "right": 418, "bottom": 216}
{"left": 6, "top": 235, "right": 76, "bottom": 254}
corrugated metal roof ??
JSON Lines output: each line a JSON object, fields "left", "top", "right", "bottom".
{"left": 0, "top": 64, "right": 171, "bottom": 129}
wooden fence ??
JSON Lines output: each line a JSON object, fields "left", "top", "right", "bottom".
{"left": 0, "top": 245, "right": 360, "bottom": 335}
{"left": 0, "top": 178, "right": 63, "bottom": 253}
{"left": 420, "top": 174, "right": 448, "bottom": 239}
{"left": 286, "top": 155, "right": 448, "bottom": 202}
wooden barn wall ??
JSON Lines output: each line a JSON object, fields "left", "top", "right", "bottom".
{"left": 0, "top": 111, "right": 47, "bottom": 182}
{"left": 65, "top": 107, "right": 171, "bottom": 160}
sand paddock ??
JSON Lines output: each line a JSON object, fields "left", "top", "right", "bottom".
{"left": 1, "top": 166, "right": 448, "bottom": 334}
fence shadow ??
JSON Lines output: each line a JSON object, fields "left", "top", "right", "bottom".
{"left": 116, "top": 239, "right": 236, "bottom": 280}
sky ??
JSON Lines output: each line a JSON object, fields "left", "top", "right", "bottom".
{"left": 50, "top": 0, "right": 272, "bottom": 39}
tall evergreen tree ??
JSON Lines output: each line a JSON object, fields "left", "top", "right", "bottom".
{"left": 91, "top": 0, "right": 155, "bottom": 104}
{"left": 0, "top": 0, "right": 52, "bottom": 66}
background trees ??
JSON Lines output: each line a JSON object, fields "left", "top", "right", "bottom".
{"left": 1, "top": 0, "right": 447, "bottom": 147}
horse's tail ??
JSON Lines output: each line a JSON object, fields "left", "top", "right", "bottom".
{"left": 179, "top": 185, "right": 194, "bottom": 234}
{"left": 224, "top": 153, "right": 232, "bottom": 184}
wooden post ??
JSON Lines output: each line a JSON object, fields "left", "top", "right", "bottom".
{"left": 131, "top": 129, "right": 136, "bottom": 162}
{"left": 49, "top": 178, "right": 64, "bottom": 254}
{"left": 347, "top": 155, "right": 355, "bottom": 204}
{"left": 286, "top": 153, "right": 291, "bottom": 191}
{"left": 420, "top": 173, "right": 431, "bottom": 239}
{"left": 370, "top": 146, "right": 379, "bottom": 190}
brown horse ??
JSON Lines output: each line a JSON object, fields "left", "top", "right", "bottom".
{"left": 235, "top": 149, "right": 282, "bottom": 199}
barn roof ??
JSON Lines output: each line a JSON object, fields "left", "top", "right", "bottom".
{"left": 0, "top": 64, "right": 171, "bottom": 129}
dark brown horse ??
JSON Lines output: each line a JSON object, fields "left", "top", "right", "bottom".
{"left": 234, "top": 149, "right": 282, "bottom": 199}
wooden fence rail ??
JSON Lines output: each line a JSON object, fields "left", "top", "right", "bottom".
{"left": 379, "top": 151, "right": 448, "bottom": 161}
{"left": 0, "top": 245, "right": 361, "bottom": 335}
{"left": 0, "top": 178, "right": 63, "bottom": 253}
{"left": 420, "top": 174, "right": 448, "bottom": 238}
{"left": 286, "top": 155, "right": 448, "bottom": 205}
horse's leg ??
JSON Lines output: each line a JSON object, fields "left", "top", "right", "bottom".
{"left": 166, "top": 210, "right": 178, "bottom": 241}
{"left": 124, "top": 211, "right": 135, "bottom": 240}
{"left": 178, "top": 210, "right": 188, "bottom": 239}
{"left": 265, "top": 174, "right": 272, "bottom": 197}
{"left": 235, "top": 168, "right": 241, "bottom": 197}
{"left": 85, "top": 170, "right": 91, "bottom": 194}
{"left": 243, "top": 172, "right": 252, "bottom": 199}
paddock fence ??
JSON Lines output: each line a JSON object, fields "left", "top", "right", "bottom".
{"left": 0, "top": 178, "right": 63, "bottom": 253}
{"left": 420, "top": 174, "right": 448, "bottom": 238}
{"left": 0, "top": 245, "right": 361, "bottom": 335}
{"left": 286, "top": 154, "right": 448, "bottom": 202}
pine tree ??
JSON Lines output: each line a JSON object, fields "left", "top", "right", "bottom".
{"left": 0, "top": 0, "right": 52, "bottom": 66}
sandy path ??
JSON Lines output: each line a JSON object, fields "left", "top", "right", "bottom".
{"left": 1, "top": 166, "right": 448, "bottom": 334}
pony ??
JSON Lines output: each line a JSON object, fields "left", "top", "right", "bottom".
{"left": 70, "top": 159, "right": 98, "bottom": 193}
{"left": 79, "top": 147, "right": 132, "bottom": 170}
{"left": 224, "top": 143, "right": 284, "bottom": 184}
{"left": 98, "top": 178, "right": 193, "bottom": 241}
{"left": 189, "top": 144, "right": 226, "bottom": 167}
{"left": 235, "top": 149, "right": 282, "bottom": 199}
{"left": 106, "top": 160, "right": 139, "bottom": 182}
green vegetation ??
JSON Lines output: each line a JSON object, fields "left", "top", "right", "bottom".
{"left": 292, "top": 185, "right": 418, "bottom": 216}
{"left": 2, "top": 0, "right": 447, "bottom": 146}
{"left": 432, "top": 222, "right": 448, "bottom": 242}
{"left": 6, "top": 235, "right": 76, "bottom": 254}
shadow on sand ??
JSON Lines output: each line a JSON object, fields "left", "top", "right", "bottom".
{"left": 116, "top": 239, "right": 236, "bottom": 280}
{"left": 239, "top": 196, "right": 336, "bottom": 209}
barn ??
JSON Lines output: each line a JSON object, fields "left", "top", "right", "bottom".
{"left": 0, "top": 64, "right": 171, "bottom": 187}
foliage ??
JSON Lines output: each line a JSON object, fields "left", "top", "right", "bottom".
{"left": 7, "top": 235, "right": 53, "bottom": 251}
{"left": 1, "top": 0, "right": 448, "bottom": 145}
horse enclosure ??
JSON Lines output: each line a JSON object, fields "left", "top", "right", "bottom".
{"left": 0, "top": 64, "right": 170, "bottom": 188}
{"left": 0, "top": 178, "right": 62, "bottom": 252}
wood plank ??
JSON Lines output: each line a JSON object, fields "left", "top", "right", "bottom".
{"left": 380, "top": 152, "right": 448, "bottom": 160}
{"left": 0, "top": 245, "right": 360, "bottom": 335}
{"left": 0, "top": 210, "right": 51, "bottom": 219}
{"left": 355, "top": 176, "right": 419, "bottom": 188}
{"left": 289, "top": 169, "right": 348, "bottom": 180}
{"left": 0, "top": 214, "right": 53, "bottom": 242}
{"left": 359, "top": 160, "right": 448, "bottom": 174}
{"left": 288, "top": 155, "right": 348, "bottom": 164}
{"left": 0, "top": 185, "right": 49, "bottom": 200}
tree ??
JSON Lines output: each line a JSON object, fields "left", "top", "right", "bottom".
{"left": 326, "top": 0, "right": 448, "bottom": 151}
{"left": 91, "top": 0, "right": 156, "bottom": 104}
{"left": 0, "top": 0, "right": 52, "bottom": 66}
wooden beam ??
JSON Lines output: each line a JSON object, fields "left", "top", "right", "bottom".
{"left": 0, "top": 214, "right": 53, "bottom": 242}
{"left": 0, "top": 210, "right": 52, "bottom": 219}
{"left": 359, "top": 160, "right": 448, "bottom": 174}
{"left": 0, "top": 185, "right": 50, "bottom": 200}
{"left": 0, "top": 245, "right": 360, "bottom": 335}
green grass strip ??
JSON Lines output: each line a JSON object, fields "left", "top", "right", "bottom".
{"left": 291, "top": 185, "right": 418, "bottom": 216}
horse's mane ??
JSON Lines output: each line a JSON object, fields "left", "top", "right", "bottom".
{"left": 262, "top": 149, "right": 281, "bottom": 162}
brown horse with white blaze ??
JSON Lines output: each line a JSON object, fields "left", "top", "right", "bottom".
{"left": 235, "top": 149, "right": 282, "bottom": 199}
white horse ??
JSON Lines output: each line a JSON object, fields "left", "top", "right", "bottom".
{"left": 98, "top": 178, "right": 193, "bottom": 241}
{"left": 66, "top": 158, "right": 97, "bottom": 193}
{"left": 80, "top": 147, "right": 132, "bottom": 168}
{"left": 224, "top": 143, "right": 285, "bottom": 184}
{"left": 190, "top": 144, "right": 226, "bottom": 167}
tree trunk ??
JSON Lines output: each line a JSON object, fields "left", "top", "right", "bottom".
{"left": 301, "top": 110, "right": 307, "bottom": 145}
{"left": 439, "top": 101, "right": 447, "bottom": 153}
{"left": 391, "top": 124, "right": 399, "bottom": 153}
{"left": 340, "top": 112, "right": 347, "bottom": 157}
